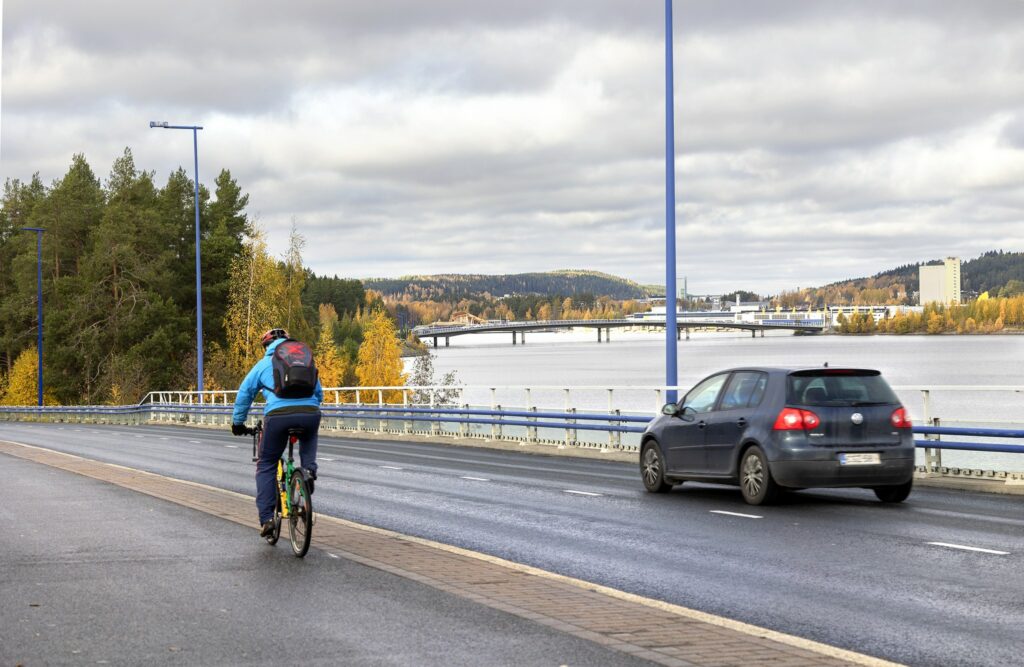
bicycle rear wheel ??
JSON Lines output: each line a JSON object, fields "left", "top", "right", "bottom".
{"left": 288, "top": 472, "right": 313, "bottom": 557}
{"left": 265, "top": 493, "right": 282, "bottom": 545}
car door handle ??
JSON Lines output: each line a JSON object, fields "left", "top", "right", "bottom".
{"left": 697, "top": 420, "right": 707, "bottom": 429}
{"left": 736, "top": 418, "right": 748, "bottom": 428}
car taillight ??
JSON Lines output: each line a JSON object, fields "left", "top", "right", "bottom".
{"left": 774, "top": 407, "right": 821, "bottom": 430}
{"left": 891, "top": 407, "right": 912, "bottom": 429}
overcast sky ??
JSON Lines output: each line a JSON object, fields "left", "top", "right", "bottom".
{"left": 3, "top": 1, "right": 1023, "bottom": 295}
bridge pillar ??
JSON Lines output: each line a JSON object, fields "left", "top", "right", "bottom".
{"left": 433, "top": 337, "right": 438, "bottom": 347}
{"left": 512, "top": 332, "right": 517, "bottom": 345}
{"left": 760, "top": 330, "right": 764, "bottom": 338}
{"left": 521, "top": 332, "right": 525, "bottom": 344}
{"left": 751, "top": 330, "right": 756, "bottom": 338}
{"left": 606, "top": 327, "right": 610, "bottom": 342}
{"left": 597, "top": 328, "right": 602, "bottom": 343}
{"left": 445, "top": 337, "right": 450, "bottom": 347}
{"left": 685, "top": 328, "right": 690, "bottom": 340}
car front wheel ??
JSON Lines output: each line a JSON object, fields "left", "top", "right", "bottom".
{"left": 739, "top": 446, "right": 780, "bottom": 505}
{"left": 640, "top": 441, "right": 673, "bottom": 493}
{"left": 873, "top": 479, "right": 912, "bottom": 503}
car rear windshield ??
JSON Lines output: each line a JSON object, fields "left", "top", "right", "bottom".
{"left": 786, "top": 369, "right": 899, "bottom": 406}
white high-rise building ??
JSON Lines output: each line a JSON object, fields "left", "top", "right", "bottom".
{"left": 919, "top": 257, "right": 961, "bottom": 305}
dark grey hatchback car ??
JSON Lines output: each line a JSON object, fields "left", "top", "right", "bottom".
{"left": 640, "top": 367, "right": 916, "bottom": 505}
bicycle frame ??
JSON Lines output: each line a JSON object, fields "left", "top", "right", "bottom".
{"left": 277, "top": 440, "right": 298, "bottom": 518}
{"left": 252, "top": 423, "right": 299, "bottom": 518}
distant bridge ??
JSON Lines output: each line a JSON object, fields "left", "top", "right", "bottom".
{"left": 412, "top": 318, "right": 825, "bottom": 346}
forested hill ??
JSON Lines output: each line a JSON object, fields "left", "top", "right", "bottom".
{"left": 846, "top": 251, "right": 1024, "bottom": 294}
{"left": 364, "top": 270, "right": 648, "bottom": 301}
{"left": 781, "top": 250, "right": 1024, "bottom": 307}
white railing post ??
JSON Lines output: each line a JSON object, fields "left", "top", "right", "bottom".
{"left": 563, "top": 388, "right": 571, "bottom": 448}
{"left": 356, "top": 390, "right": 363, "bottom": 433}
{"left": 403, "top": 389, "right": 411, "bottom": 435}
{"left": 490, "top": 388, "right": 498, "bottom": 440}
{"left": 430, "top": 389, "right": 440, "bottom": 437}
{"left": 378, "top": 389, "right": 385, "bottom": 433}
{"left": 921, "top": 389, "right": 942, "bottom": 473}
{"left": 526, "top": 388, "right": 537, "bottom": 444}
{"left": 607, "top": 388, "right": 615, "bottom": 448}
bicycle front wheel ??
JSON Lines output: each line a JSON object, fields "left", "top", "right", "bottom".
{"left": 288, "top": 472, "right": 313, "bottom": 557}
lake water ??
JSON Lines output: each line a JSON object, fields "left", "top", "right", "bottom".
{"left": 412, "top": 329, "right": 1024, "bottom": 471}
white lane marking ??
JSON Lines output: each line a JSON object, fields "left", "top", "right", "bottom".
{"left": 225, "top": 445, "right": 239, "bottom": 449}
{"left": 328, "top": 553, "right": 340, "bottom": 559}
{"left": 380, "top": 465, "right": 403, "bottom": 470}
{"left": 321, "top": 458, "right": 335, "bottom": 462}
{"left": 927, "top": 542, "right": 1009, "bottom": 555}
{"left": 461, "top": 476, "right": 490, "bottom": 482}
{"left": 160, "top": 437, "right": 169, "bottom": 441}
{"left": 563, "top": 489, "right": 602, "bottom": 497}
{"left": 189, "top": 440, "right": 201, "bottom": 444}
{"left": 73, "top": 429, "right": 83, "bottom": 432}
{"left": 711, "top": 510, "right": 763, "bottom": 519}
{"left": 134, "top": 435, "right": 144, "bottom": 438}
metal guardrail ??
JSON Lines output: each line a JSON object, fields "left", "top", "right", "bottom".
{"left": 2, "top": 390, "right": 1023, "bottom": 455}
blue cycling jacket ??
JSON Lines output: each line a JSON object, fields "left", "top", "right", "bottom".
{"left": 232, "top": 338, "right": 323, "bottom": 423}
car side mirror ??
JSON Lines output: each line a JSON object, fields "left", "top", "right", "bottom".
{"left": 680, "top": 406, "right": 697, "bottom": 422}
{"left": 661, "top": 402, "right": 679, "bottom": 417}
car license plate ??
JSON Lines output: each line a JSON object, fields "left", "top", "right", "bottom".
{"left": 839, "top": 452, "right": 880, "bottom": 465}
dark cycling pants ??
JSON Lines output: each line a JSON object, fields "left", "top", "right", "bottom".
{"left": 256, "top": 411, "right": 321, "bottom": 523}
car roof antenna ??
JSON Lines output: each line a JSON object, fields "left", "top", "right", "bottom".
{"left": 823, "top": 361, "right": 829, "bottom": 367}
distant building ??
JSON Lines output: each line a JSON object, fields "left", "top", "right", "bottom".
{"left": 919, "top": 257, "right": 961, "bottom": 305}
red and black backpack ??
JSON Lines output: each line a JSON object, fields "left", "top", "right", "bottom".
{"left": 270, "top": 340, "right": 319, "bottom": 398}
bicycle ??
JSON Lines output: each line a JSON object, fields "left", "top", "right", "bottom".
{"left": 248, "top": 420, "right": 314, "bottom": 557}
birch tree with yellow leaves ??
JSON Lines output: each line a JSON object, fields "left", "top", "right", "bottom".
{"left": 315, "top": 303, "right": 349, "bottom": 392}
{"left": 0, "top": 347, "right": 57, "bottom": 405}
{"left": 355, "top": 307, "right": 406, "bottom": 402}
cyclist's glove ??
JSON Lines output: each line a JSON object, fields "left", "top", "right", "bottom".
{"left": 231, "top": 423, "right": 248, "bottom": 436}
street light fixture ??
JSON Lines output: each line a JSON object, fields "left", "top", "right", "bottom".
{"left": 20, "top": 227, "right": 45, "bottom": 406}
{"left": 150, "top": 120, "right": 206, "bottom": 394}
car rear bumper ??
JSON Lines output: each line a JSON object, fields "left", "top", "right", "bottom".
{"left": 771, "top": 456, "right": 915, "bottom": 488}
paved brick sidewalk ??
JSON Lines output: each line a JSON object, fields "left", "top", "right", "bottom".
{"left": 0, "top": 440, "right": 899, "bottom": 667}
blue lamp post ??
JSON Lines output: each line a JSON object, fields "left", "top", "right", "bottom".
{"left": 664, "top": 0, "right": 679, "bottom": 403}
{"left": 20, "top": 227, "right": 45, "bottom": 406}
{"left": 150, "top": 120, "right": 205, "bottom": 394}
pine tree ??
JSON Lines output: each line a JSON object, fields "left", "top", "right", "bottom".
{"left": 355, "top": 308, "right": 406, "bottom": 402}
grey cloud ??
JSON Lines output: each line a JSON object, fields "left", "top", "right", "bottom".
{"left": 4, "top": 0, "right": 1024, "bottom": 294}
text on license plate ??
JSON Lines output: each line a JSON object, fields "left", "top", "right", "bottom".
{"left": 839, "top": 452, "right": 880, "bottom": 465}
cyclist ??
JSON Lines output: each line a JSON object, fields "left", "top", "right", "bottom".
{"left": 232, "top": 328, "right": 324, "bottom": 538}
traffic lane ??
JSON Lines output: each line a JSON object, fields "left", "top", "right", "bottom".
{"left": 0, "top": 454, "right": 657, "bottom": 667}
{"left": 312, "top": 469, "right": 1021, "bottom": 666}
{"left": 5, "top": 422, "right": 1021, "bottom": 552}
{"left": 4, "top": 423, "right": 1022, "bottom": 665}
{"left": 4, "top": 421, "right": 1021, "bottom": 574}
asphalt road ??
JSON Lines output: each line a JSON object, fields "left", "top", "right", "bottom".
{"left": 2, "top": 422, "right": 1022, "bottom": 666}
{"left": 0, "top": 452, "right": 655, "bottom": 667}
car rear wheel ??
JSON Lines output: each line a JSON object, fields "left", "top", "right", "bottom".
{"left": 739, "top": 446, "right": 779, "bottom": 505}
{"left": 873, "top": 479, "right": 912, "bottom": 503}
{"left": 641, "top": 442, "right": 673, "bottom": 493}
